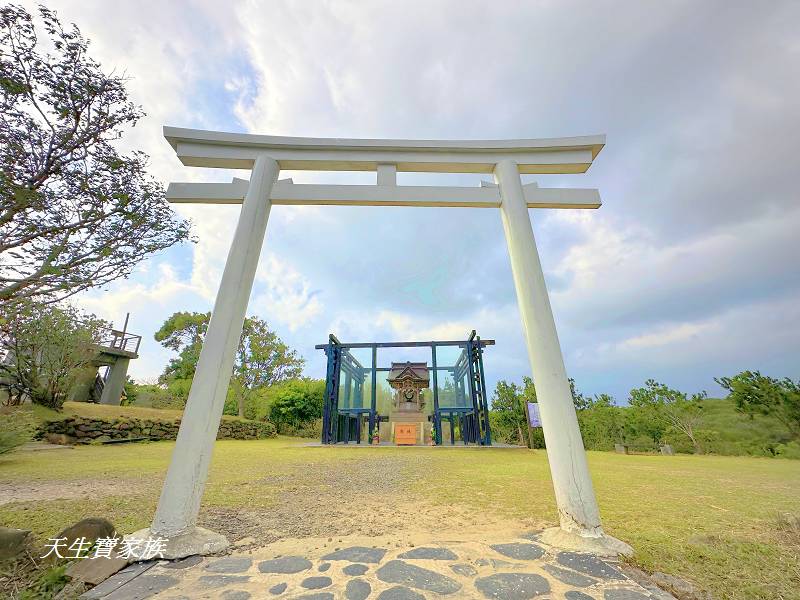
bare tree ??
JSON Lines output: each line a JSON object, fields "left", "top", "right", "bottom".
{"left": 0, "top": 4, "right": 191, "bottom": 310}
{"left": 629, "top": 379, "right": 708, "bottom": 453}
{"left": 663, "top": 394, "right": 707, "bottom": 453}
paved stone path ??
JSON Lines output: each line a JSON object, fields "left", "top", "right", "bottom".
{"left": 80, "top": 533, "right": 674, "bottom": 599}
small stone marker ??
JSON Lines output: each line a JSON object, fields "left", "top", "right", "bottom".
{"left": 58, "top": 518, "right": 116, "bottom": 547}
{"left": 376, "top": 559, "right": 461, "bottom": 594}
{"left": 345, "top": 578, "right": 372, "bottom": 600}
{"left": 398, "top": 546, "right": 458, "bottom": 560}
{"left": 258, "top": 556, "right": 313, "bottom": 574}
{"left": 490, "top": 543, "right": 545, "bottom": 560}
{"left": 0, "top": 527, "right": 31, "bottom": 560}
{"left": 660, "top": 444, "right": 675, "bottom": 456}
{"left": 614, "top": 444, "right": 628, "bottom": 454}
{"left": 474, "top": 572, "right": 550, "bottom": 599}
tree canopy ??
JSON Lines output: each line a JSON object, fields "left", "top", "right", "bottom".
{"left": 154, "top": 311, "right": 208, "bottom": 381}
{"left": 154, "top": 311, "right": 305, "bottom": 415}
{"left": 0, "top": 301, "right": 106, "bottom": 409}
{"left": 0, "top": 5, "right": 191, "bottom": 310}
{"left": 489, "top": 376, "right": 538, "bottom": 447}
{"left": 716, "top": 371, "right": 800, "bottom": 441}
{"left": 628, "top": 379, "right": 709, "bottom": 452}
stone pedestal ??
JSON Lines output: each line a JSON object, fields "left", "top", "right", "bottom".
{"left": 390, "top": 410, "right": 426, "bottom": 424}
{"left": 126, "top": 526, "right": 228, "bottom": 560}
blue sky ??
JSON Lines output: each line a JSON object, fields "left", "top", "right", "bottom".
{"left": 34, "top": 0, "right": 800, "bottom": 402}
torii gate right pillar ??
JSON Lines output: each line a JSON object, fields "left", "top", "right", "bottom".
{"left": 495, "top": 159, "right": 632, "bottom": 556}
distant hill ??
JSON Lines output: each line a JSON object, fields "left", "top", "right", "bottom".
{"left": 699, "top": 397, "right": 796, "bottom": 457}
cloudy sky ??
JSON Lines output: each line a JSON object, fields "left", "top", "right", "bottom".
{"left": 30, "top": 0, "right": 800, "bottom": 401}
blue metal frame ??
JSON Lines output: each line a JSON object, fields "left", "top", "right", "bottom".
{"left": 318, "top": 332, "right": 493, "bottom": 445}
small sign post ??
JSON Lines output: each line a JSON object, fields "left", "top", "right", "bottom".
{"left": 526, "top": 402, "right": 541, "bottom": 427}
{"left": 526, "top": 402, "right": 541, "bottom": 449}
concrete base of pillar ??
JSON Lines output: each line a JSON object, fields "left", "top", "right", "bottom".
{"left": 540, "top": 526, "right": 634, "bottom": 557}
{"left": 127, "top": 526, "right": 228, "bottom": 560}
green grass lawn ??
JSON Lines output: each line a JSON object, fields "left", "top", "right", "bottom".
{"left": 1, "top": 440, "right": 798, "bottom": 599}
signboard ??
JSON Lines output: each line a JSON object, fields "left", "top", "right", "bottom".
{"left": 526, "top": 402, "right": 542, "bottom": 428}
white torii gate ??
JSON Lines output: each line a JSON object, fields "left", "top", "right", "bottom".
{"left": 128, "top": 127, "right": 632, "bottom": 558}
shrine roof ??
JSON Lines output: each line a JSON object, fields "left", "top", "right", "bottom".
{"left": 387, "top": 361, "right": 430, "bottom": 383}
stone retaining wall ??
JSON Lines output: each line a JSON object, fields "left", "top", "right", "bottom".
{"left": 39, "top": 416, "right": 277, "bottom": 444}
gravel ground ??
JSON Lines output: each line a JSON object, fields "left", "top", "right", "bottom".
{"left": 199, "top": 454, "right": 433, "bottom": 547}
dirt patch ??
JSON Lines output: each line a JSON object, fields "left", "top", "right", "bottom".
{"left": 0, "top": 478, "right": 154, "bottom": 506}
{"left": 199, "top": 453, "right": 539, "bottom": 551}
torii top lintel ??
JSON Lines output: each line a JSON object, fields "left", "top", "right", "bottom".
{"left": 163, "top": 127, "right": 606, "bottom": 209}
{"left": 164, "top": 126, "right": 605, "bottom": 174}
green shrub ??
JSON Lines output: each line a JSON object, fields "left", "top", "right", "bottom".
{"left": 276, "top": 418, "right": 322, "bottom": 438}
{"left": 775, "top": 441, "right": 800, "bottom": 459}
{"left": 130, "top": 383, "right": 187, "bottom": 410}
{"left": 120, "top": 376, "right": 137, "bottom": 406}
{"left": 268, "top": 379, "right": 325, "bottom": 426}
{"left": 19, "top": 564, "right": 69, "bottom": 600}
{"left": 0, "top": 409, "right": 35, "bottom": 453}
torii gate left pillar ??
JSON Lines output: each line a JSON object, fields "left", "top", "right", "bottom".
{"left": 127, "top": 127, "right": 633, "bottom": 559}
{"left": 128, "top": 155, "right": 278, "bottom": 556}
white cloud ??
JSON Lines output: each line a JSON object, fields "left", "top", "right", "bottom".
{"left": 76, "top": 262, "right": 213, "bottom": 382}
{"left": 252, "top": 253, "right": 323, "bottom": 331}
{"left": 549, "top": 205, "right": 800, "bottom": 331}
{"left": 618, "top": 322, "right": 715, "bottom": 351}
